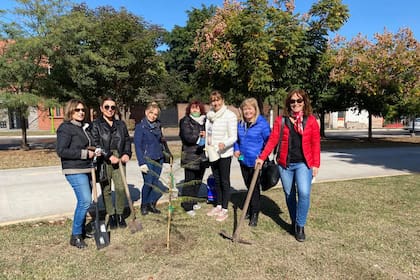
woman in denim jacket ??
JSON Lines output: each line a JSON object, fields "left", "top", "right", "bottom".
{"left": 134, "top": 102, "right": 167, "bottom": 215}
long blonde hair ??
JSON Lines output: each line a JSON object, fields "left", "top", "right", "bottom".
{"left": 239, "top": 97, "right": 260, "bottom": 124}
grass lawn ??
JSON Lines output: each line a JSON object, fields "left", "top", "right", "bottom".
{"left": 0, "top": 174, "right": 419, "bottom": 279}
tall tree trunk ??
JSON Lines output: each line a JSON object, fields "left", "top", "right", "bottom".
{"left": 319, "top": 111, "right": 326, "bottom": 138}
{"left": 368, "top": 112, "right": 373, "bottom": 141}
{"left": 20, "top": 111, "right": 29, "bottom": 150}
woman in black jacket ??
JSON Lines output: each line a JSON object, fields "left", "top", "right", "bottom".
{"left": 179, "top": 100, "right": 207, "bottom": 215}
{"left": 56, "top": 99, "right": 98, "bottom": 249}
{"left": 90, "top": 97, "right": 132, "bottom": 230}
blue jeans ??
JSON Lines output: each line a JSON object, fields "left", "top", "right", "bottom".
{"left": 279, "top": 163, "right": 313, "bottom": 227}
{"left": 65, "top": 173, "right": 91, "bottom": 235}
{"left": 141, "top": 158, "right": 166, "bottom": 205}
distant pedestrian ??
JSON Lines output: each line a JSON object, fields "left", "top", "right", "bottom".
{"left": 234, "top": 98, "right": 270, "bottom": 227}
{"left": 90, "top": 97, "right": 132, "bottom": 230}
{"left": 205, "top": 90, "right": 238, "bottom": 222}
{"left": 56, "top": 99, "right": 100, "bottom": 249}
{"left": 179, "top": 100, "right": 207, "bottom": 216}
{"left": 256, "top": 89, "right": 320, "bottom": 241}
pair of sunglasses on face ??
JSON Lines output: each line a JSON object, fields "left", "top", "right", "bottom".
{"left": 290, "top": 98, "right": 303, "bottom": 104}
{"left": 103, "top": 105, "right": 116, "bottom": 111}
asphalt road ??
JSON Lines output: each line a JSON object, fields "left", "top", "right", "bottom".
{"left": 1, "top": 128, "right": 417, "bottom": 150}
{"left": 1, "top": 146, "right": 419, "bottom": 225}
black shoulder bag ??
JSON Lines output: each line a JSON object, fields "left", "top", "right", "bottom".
{"left": 260, "top": 117, "right": 285, "bottom": 191}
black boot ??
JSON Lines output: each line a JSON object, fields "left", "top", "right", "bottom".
{"left": 249, "top": 213, "right": 259, "bottom": 227}
{"left": 82, "top": 222, "right": 94, "bottom": 239}
{"left": 295, "top": 225, "right": 305, "bottom": 242}
{"left": 70, "top": 234, "right": 87, "bottom": 249}
{"left": 141, "top": 204, "right": 149, "bottom": 216}
{"left": 108, "top": 214, "right": 118, "bottom": 230}
{"left": 148, "top": 202, "right": 161, "bottom": 214}
{"left": 117, "top": 214, "right": 127, "bottom": 228}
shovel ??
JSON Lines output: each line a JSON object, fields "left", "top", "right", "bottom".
{"left": 220, "top": 164, "right": 262, "bottom": 244}
{"left": 119, "top": 161, "right": 143, "bottom": 233}
{"left": 91, "top": 161, "right": 110, "bottom": 249}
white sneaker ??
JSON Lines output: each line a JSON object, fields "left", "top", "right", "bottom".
{"left": 215, "top": 209, "right": 228, "bottom": 222}
{"left": 207, "top": 206, "right": 222, "bottom": 216}
{"left": 193, "top": 203, "right": 201, "bottom": 210}
{"left": 186, "top": 210, "right": 196, "bottom": 217}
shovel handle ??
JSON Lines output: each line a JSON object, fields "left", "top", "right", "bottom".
{"left": 119, "top": 161, "right": 136, "bottom": 217}
{"left": 91, "top": 167, "right": 99, "bottom": 203}
{"left": 232, "top": 164, "right": 261, "bottom": 242}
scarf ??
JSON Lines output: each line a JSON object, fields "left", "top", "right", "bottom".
{"left": 293, "top": 111, "right": 304, "bottom": 135}
{"left": 190, "top": 114, "right": 206, "bottom": 125}
{"left": 206, "top": 105, "right": 227, "bottom": 123}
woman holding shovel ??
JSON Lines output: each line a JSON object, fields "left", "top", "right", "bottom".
{"left": 90, "top": 97, "right": 132, "bottom": 230}
{"left": 234, "top": 98, "right": 270, "bottom": 227}
{"left": 256, "top": 89, "right": 320, "bottom": 242}
{"left": 57, "top": 99, "right": 100, "bottom": 249}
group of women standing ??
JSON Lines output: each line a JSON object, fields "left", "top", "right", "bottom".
{"left": 179, "top": 88, "right": 320, "bottom": 242}
{"left": 56, "top": 88, "right": 320, "bottom": 249}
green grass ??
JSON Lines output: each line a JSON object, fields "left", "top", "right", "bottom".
{"left": 1, "top": 175, "right": 419, "bottom": 279}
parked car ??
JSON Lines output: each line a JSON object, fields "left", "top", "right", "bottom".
{"left": 405, "top": 117, "right": 420, "bottom": 132}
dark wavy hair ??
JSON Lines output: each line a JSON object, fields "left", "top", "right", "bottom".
{"left": 185, "top": 100, "right": 205, "bottom": 116}
{"left": 283, "top": 89, "right": 313, "bottom": 117}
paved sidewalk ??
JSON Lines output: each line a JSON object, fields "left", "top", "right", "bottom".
{"left": 1, "top": 146, "right": 419, "bottom": 225}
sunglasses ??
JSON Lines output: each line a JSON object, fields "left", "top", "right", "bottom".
{"left": 74, "top": 108, "right": 86, "bottom": 113}
{"left": 290, "top": 98, "right": 304, "bottom": 104}
{"left": 104, "top": 105, "right": 116, "bottom": 111}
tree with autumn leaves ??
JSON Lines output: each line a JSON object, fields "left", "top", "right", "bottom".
{"left": 329, "top": 28, "right": 419, "bottom": 139}
{"left": 192, "top": 0, "right": 350, "bottom": 110}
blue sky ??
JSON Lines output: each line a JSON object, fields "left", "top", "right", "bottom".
{"left": 1, "top": 0, "right": 419, "bottom": 40}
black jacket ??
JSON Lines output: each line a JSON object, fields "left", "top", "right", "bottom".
{"left": 179, "top": 115, "right": 205, "bottom": 170}
{"left": 56, "top": 120, "right": 93, "bottom": 173}
{"left": 90, "top": 117, "right": 132, "bottom": 160}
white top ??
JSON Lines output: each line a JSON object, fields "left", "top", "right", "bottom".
{"left": 205, "top": 105, "right": 238, "bottom": 162}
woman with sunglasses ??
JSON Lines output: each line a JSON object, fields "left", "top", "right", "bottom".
{"left": 56, "top": 99, "right": 98, "bottom": 248}
{"left": 256, "top": 89, "right": 320, "bottom": 242}
{"left": 90, "top": 97, "right": 132, "bottom": 230}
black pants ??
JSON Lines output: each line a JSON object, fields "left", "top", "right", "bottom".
{"left": 210, "top": 157, "right": 232, "bottom": 209}
{"left": 239, "top": 164, "right": 261, "bottom": 214}
{"left": 182, "top": 168, "right": 205, "bottom": 198}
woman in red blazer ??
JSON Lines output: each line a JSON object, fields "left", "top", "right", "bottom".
{"left": 256, "top": 89, "right": 320, "bottom": 242}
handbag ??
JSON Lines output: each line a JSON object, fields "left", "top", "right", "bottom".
{"left": 260, "top": 116, "right": 285, "bottom": 191}
{"left": 260, "top": 159, "right": 280, "bottom": 191}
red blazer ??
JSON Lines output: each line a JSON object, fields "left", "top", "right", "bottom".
{"left": 259, "top": 115, "right": 320, "bottom": 169}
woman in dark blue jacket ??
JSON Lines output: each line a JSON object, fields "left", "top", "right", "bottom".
{"left": 134, "top": 102, "right": 167, "bottom": 215}
{"left": 234, "top": 98, "right": 271, "bottom": 227}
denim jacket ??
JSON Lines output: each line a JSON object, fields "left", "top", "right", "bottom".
{"left": 134, "top": 118, "right": 164, "bottom": 165}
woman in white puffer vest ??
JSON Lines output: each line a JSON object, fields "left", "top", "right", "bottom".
{"left": 205, "top": 90, "right": 238, "bottom": 222}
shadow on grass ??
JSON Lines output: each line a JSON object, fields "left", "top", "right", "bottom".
{"left": 230, "top": 191, "right": 290, "bottom": 234}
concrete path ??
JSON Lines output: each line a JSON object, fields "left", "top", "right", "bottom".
{"left": 1, "top": 146, "right": 419, "bottom": 225}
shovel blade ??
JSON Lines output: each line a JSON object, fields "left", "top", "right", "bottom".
{"left": 93, "top": 219, "right": 110, "bottom": 249}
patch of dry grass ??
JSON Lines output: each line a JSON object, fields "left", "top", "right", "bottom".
{"left": 0, "top": 175, "right": 419, "bottom": 279}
